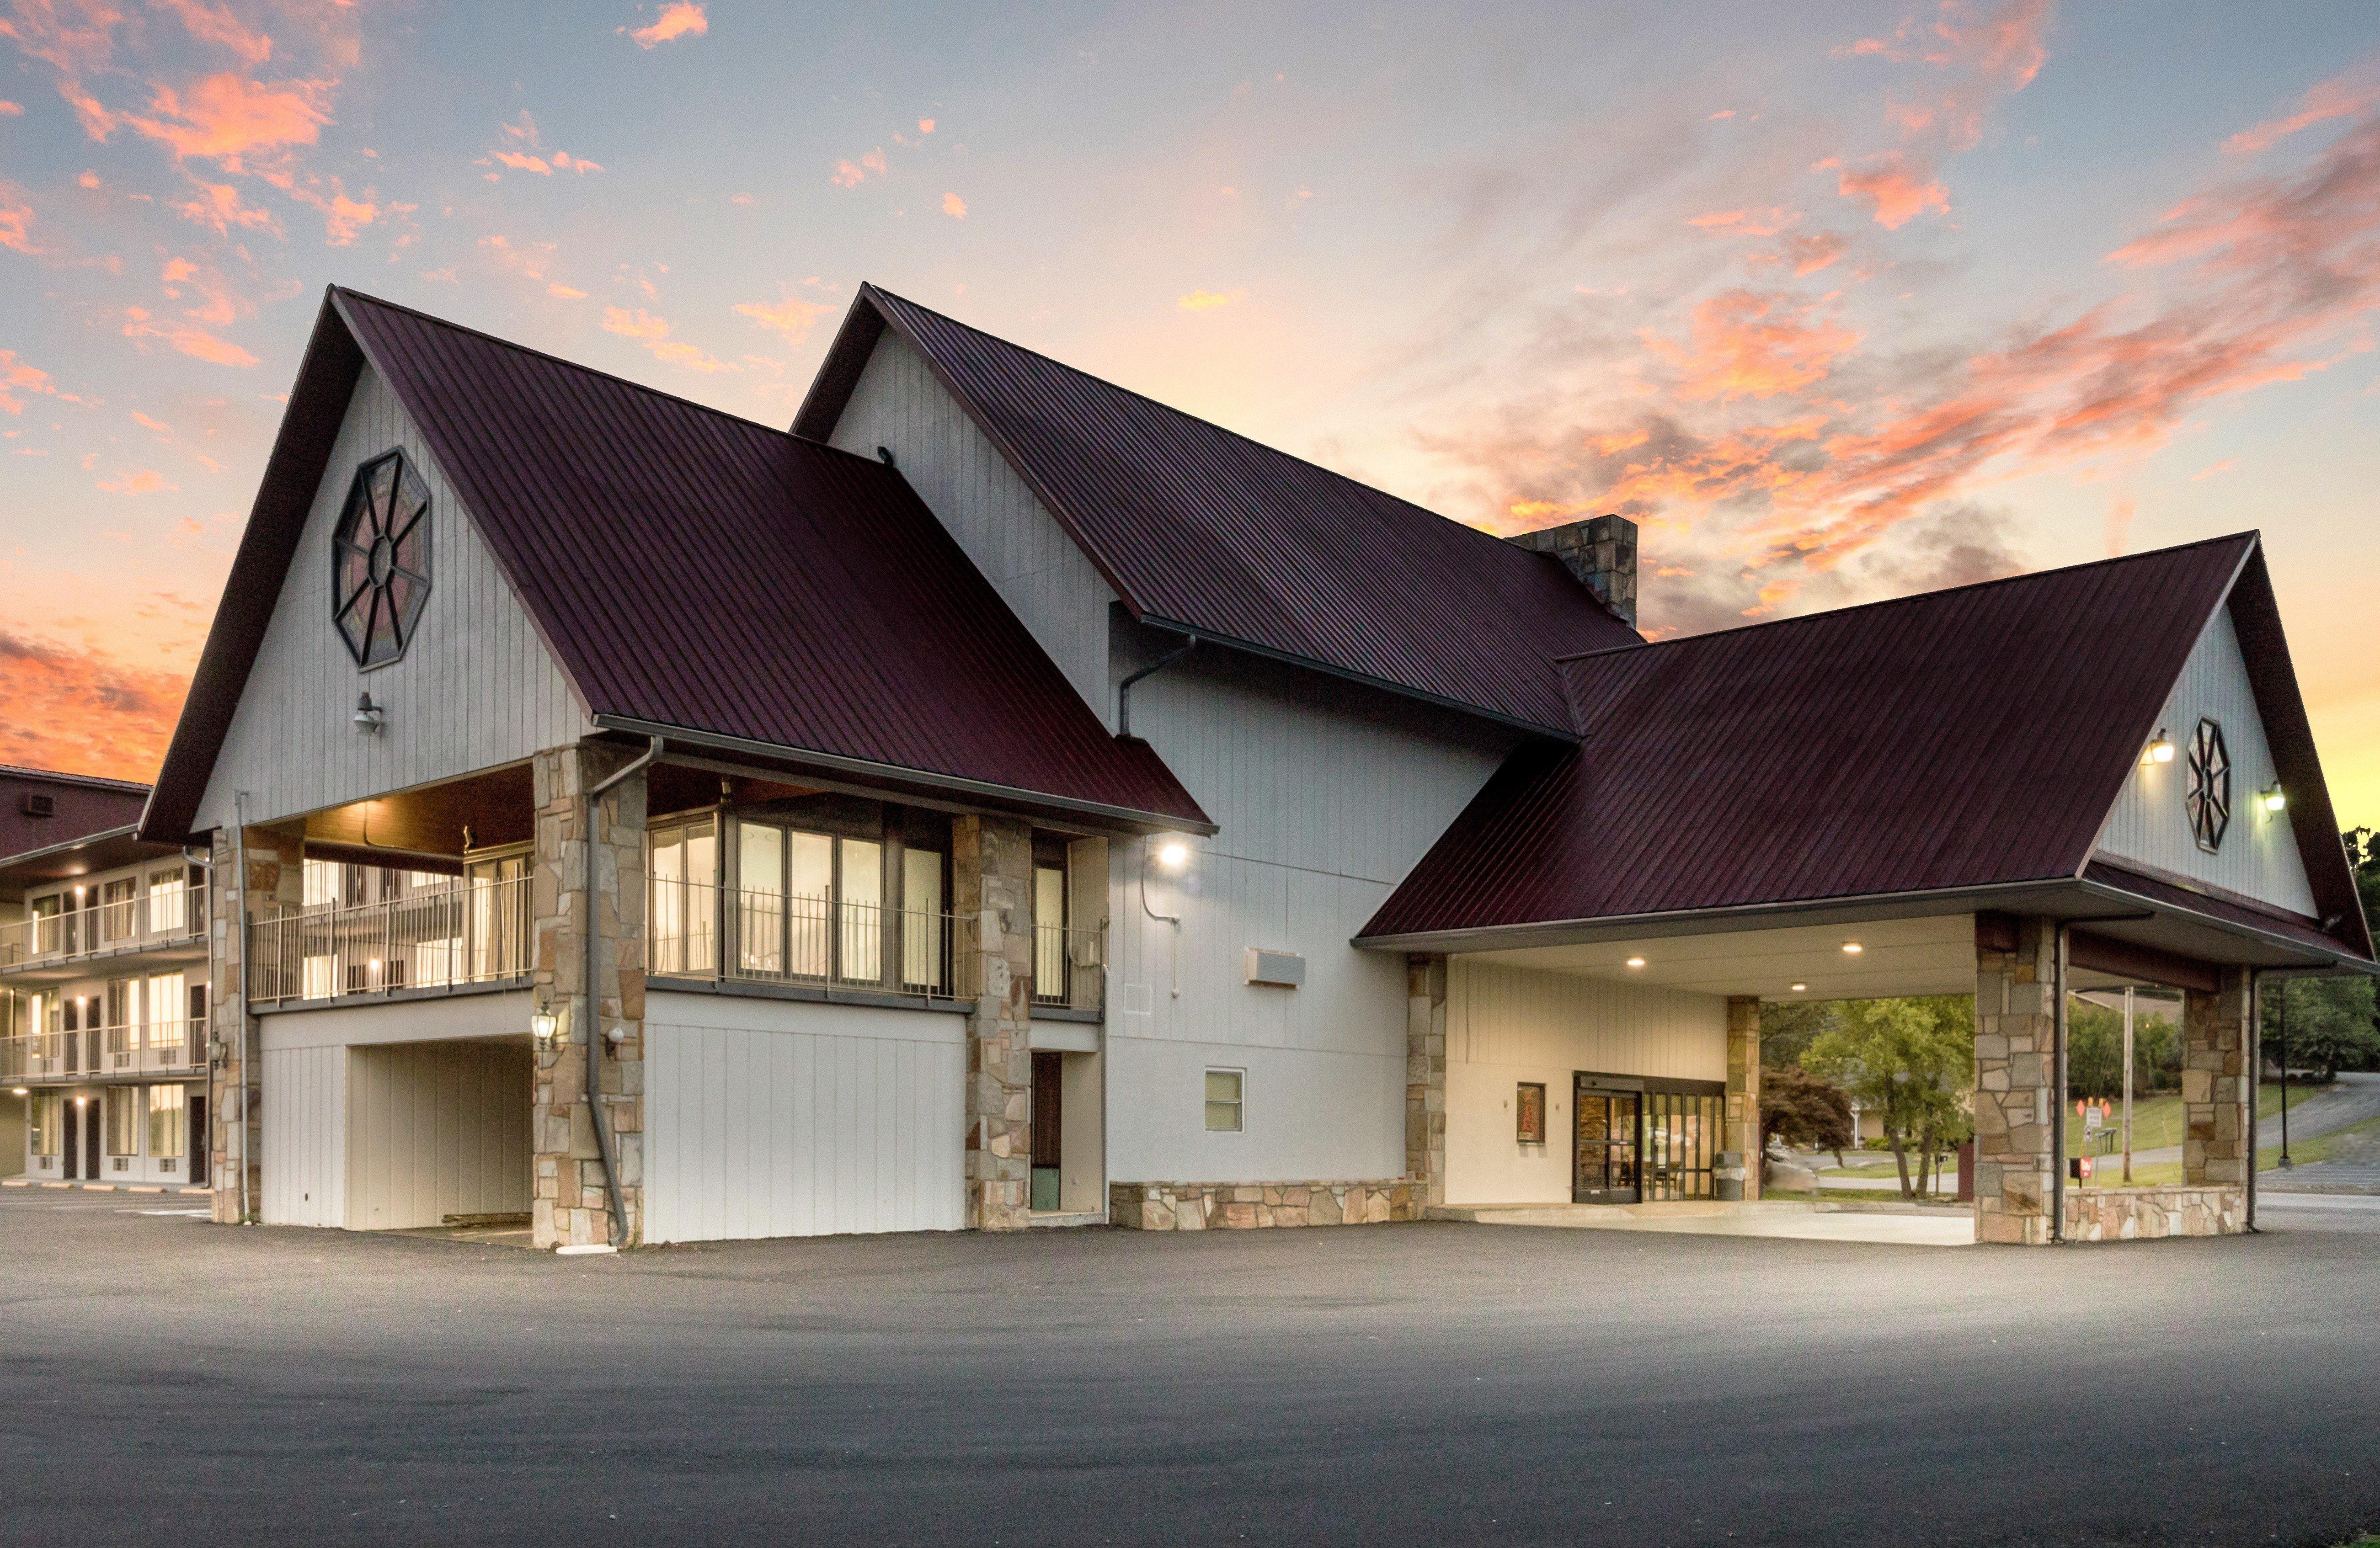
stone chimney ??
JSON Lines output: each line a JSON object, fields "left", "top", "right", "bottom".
{"left": 1510, "top": 513, "right": 1638, "bottom": 628}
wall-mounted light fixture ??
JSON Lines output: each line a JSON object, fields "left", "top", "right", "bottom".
{"left": 1625, "top": 956, "right": 1646, "bottom": 968}
{"left": 1154, "top": 838, "right": 1191, "bottom": 871}
{"left": 2141, "top": 728, "right": 2175, "bottom": 766}
{"left": 1790, "top": 983, "right": 1808, "bottom": 993}
{"left": 530, "top": 1005, "right": 561, "bottom": 1048}
{"left": 352, "top": 691, "right": 384, "bottom": 734}
{"left": 10, "top": 1086, "right": 26, "bottom": 1097}
{"left": 1841, "top": 941, "right": 1863, "bottom": 955}
{"left": 2260, "top": 784, "right": 2288, "bottom": 814}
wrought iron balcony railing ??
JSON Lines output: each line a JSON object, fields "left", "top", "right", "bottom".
{"left": 246, "top": 874, "right": 532, "bottom": 1008}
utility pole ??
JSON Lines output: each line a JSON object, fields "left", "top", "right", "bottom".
{"left": 2121, "top": 985, "right": 2135, "bottom": 1185}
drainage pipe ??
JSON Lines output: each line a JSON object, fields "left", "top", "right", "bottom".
{"left": 2050, "top": 922, "right": 2069, "bottom": 1243}
{"left": 230, "top": 794, "right": 251, "bottom": 1226}
{"left": 1116, "top": 634, "right": 1197, "bottom": 739}
{"left": 584, "top": 735, "right": 663, "bottom": 1247}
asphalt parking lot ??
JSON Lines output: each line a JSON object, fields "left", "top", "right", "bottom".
{"left": 5, "top": 1189, "right": 2379, "bottom": 1547}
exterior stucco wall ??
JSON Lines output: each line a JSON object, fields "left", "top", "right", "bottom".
{"left": 1442, "top": 957, "right": 1728, "bottom": 1206}
{"left": 193, "top": 361, "right": 590, "bottom": 833}
{"left": 2094, "top": 605, "right": 2319, "bottom": 916}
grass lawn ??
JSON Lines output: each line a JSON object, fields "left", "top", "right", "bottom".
{"left": 2082, "top": 1106, "right": 2380, "bottom": 1188}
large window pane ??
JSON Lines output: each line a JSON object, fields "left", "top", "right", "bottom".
{"left": 148, "top": 973, "right": 186, "bottom": 1060}
{"left": 785, "top": 830, "right": 831, "bottom": 978}
{"left": 1033, "top": 864, "right": 1067, "bottom": 1000}
{"left": 739, "top": 824, "right": 786, "bottom": 974}
{"left": 839, "top": 838, "right": 881, "bottom": 982}
{"left": 148, "top": 1084, "right": 186, "bottom": 1159}
{"left": 902, "top": 849, "right": 945, "bottom": 990}
{"left": 106, "top": 1085, "right": 139, "bottom": 1157}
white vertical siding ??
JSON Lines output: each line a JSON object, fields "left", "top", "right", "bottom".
{"left": 194, "top": 363, "right": 590, "bottom": 832}
{"left": 1444, "top": 958, "right": 1727, "bottom": 1206}
{"left": 2094, "top": 606, "right": 2319, "bottom": 916}
{"left": 826, "top": 330, "right": 1118, "bottom": 724}
{"left": 641, "top": 991, "right": 965, "bottom": 1242}
{"left": 344, "top": 1041, "right": 532, "bottom": 1230}
{"left": 261, "top": 1043, "right": 347, "bottom": 1227}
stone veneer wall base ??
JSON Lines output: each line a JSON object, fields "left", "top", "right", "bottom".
{"left": 2062, "top": 1185, "right": 2245, "bottom": 1240}
{"left": 1110, "top": 1180, "right": 1422, "bottom": 1231}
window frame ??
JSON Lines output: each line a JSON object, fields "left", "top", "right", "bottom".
{"left": 1203, "top": 1067, "right": 1245, "bottom": 1134}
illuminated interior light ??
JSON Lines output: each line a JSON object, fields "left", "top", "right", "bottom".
{"left": 1841, "top": 942, "right": 1863, "bottom": 955}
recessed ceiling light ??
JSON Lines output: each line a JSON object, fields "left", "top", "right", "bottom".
{"left": 1790, "top": 983, "right": 1807, "bottom": 993}
{"left": 1841, "top": 942, "right": 1863, "bottom": 955}
{"left": 1625, "top": 956, "right": 1646, "bottom": 968}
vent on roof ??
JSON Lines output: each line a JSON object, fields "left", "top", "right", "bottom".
{"left": 1510, "top": 513, "right": 1638, "bottom": 627}
{"left": 20, "top": 793, "right": 54, "bottom": 818}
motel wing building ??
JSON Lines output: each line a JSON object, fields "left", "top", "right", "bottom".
{"left": 133, "top": 285, "right": 2375, "bottom": 1249}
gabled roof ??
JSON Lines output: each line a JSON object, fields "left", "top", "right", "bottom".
{"left": 0, "top": 765, "right": 156, "bottom": 878}
{"left": 141, "top": 287, "right": 1211, "bottom": 842}
{"left": 1360, "top": 533, "right": 2374, "bottom": 965}
{"left": 793, "top": 284, "right": 1641, "bottom": 736}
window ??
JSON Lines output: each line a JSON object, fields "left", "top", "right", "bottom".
{"left": 1517, "top": 1082, "right": 1547, "bottom": 1145}
{"left": 735, "top": 821, "right": 880, "bottom": 983}
{"left": 302, "top": 859, "right": 341, "bottom": 909}
{"left": 148, "top": 1084, "right": 186, "bottom": 1160}
{"left": 1033, "top": 862, "right": 1067, "bottom": 1003}
{"left": 100, "top": 877, "right": 138, "bottom": 943}
{"left": 104, "top": 979, "right": 136, "bottom": 1069}
{"left": 648, "top": 820, "right": 717, "bottom": 976}
{"left": 105, "top": 1085, "right": 139, "bottom": 1157}
{"left": 149, "top": 973, "right": 187, "bottom": 1058}
{"left": 30, "top": 894, "right": 61, "bottom": 954}
{"left": 331, "top": 448, "right": 432, "bottom": 669}
{"left": 840, "top": 838, "right": 883, "bottom": 983}
{"left": 467, "top": 852, "right": 528, "bottom": 979}
{"left": 2188, "top": 717, "right": 2231, "bottom": 853}
{"left": 901, "top": 847, "right": 947, "bottom": 991}
{"left": 1204, "top": 1068, "right": 1244, "bottom": 1133}
{"left": 30, "top": 1091, "right": 58, "bottom": 1156}
{"left": 148, "top": 867, "right": 188, "bottom": 934}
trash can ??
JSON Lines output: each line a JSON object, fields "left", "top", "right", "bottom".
{"left": 1716, "top": 1150, "right": 1745, "bottom": 1202}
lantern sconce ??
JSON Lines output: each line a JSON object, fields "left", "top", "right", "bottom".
{"left": 352, "top": 692, "right": 385, "bottom": 734}
{"left": 2141, "top": 728, "right": 2175, "bottom": 766}
{"left": 530, "top": 1004, "right": 562, "bottom": 1049}
{"left": 2260, "top": 784, "right": 2288, "bottom": 815}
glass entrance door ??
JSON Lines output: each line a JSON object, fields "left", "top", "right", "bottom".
{"left": 1573, "top": 1083, "right": 1641, "bottom": 1203}
{"left": 1642, "top": 1090, "right": 1724, "bottom": 1202}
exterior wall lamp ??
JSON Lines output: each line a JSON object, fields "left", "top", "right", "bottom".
{"left": 1154, "top": 838, "right": 1191, "bottom": 871}
{"left": 2260, "top": 784, "right": 2288, "bottom": 814}
{"left": 352, "top": 692, "right": 385, "bottom": 734}
{"left": 530, "top": 1006, "right": 562, "bottom": 1048}
{"left": 2141, "top": 728, "right": 2175, "bottom": 766}
{"left": 1625, "top": 956, "right": 1646, "bottom": 968}
{"left": 1841, "top": 941, "right": 1863, "bottom": 955}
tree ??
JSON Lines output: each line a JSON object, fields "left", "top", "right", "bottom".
{"left": 2263, "top": 974, "right": 2380, "bottom": 1081}
{"left": 2347, "top": 827, "right": 2380, "bottom": 946}
{"left": 1759, "top": 998, "right": 1839, "bottom": 1071}
{"left": 1803, "top": 996, "right": 1974, "bottom": 1200}
{"left": 1761, "top": 1066, "right": 1854, "bottom": 1160}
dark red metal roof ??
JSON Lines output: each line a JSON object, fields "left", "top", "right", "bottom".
{"left": 142, "top": 288, "right": 1209, "bottom": 841}
{"left": 794, "top": 285, "right": 1640, "bottom": 735}
{"left": 1360, "top": 534, "right": 2374, "bottom": 964}
{"left": 0, "top": 766, "right": 154, "bottom": 876}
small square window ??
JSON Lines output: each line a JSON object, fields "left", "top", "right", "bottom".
{"left": 1516, "top": 1081, "right": 1547, "bottom": 1145}
{"left": 1204, "top": 1068, "right": 1243, "bottom": 1133}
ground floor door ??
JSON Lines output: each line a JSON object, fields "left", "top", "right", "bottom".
{"left": 62, "top": 1100, "right": 80, "bottom": 1180}
{"left": 1030, "top": 1051, "right": 1062, "bottom": 1212}
{"left": 189, "top": 1093, "right": 209, "bottom": 1188}
{"left": 1573, "top": 1082, "right": 1640, "bottom": 1203}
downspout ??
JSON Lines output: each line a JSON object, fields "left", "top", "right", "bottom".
{"left": 2247, "top": 969, "right": 2262, "bottom": 1234}
{"left": 584, "top": 735, "right": 662, "bottom": 1248}
{"left": 2050, "top": 922, "right": 2069, "bottom": 1243}
{"left": 1116, "top": 634, "right": 1197, "bottom": 739}
{"left": 230, "top": 795, "right": 252, "bottom": 1227}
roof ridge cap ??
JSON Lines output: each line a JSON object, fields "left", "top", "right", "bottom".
{"left": 1554, "top": 531, "right": 2261, "bottom": 662}
{"left": 0, "top": 764, "right": 154, "bottom": 792}
{"left": 332, "top": 286, "right": 794, "bottom": 440}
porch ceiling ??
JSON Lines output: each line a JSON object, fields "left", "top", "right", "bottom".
{"left": 1464, "top": 914, "right": 1982, "bottom": 1000}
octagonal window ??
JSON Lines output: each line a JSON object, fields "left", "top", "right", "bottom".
{"left": 333, "top": 450, "right": 432, "bottom": 669}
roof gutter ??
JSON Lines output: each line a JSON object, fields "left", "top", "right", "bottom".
{"left": 0, "top": 824, "right": 143, "bottom": 874}
{"left": 589, "top": 715, "right": 1218, "bottom": 837}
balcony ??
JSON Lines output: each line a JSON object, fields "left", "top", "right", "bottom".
{"left": 646, "top": 878, "right": 1108, "bottom": 1015}
{"left": 0, "top": 1018, "right": 208, "bottom": 1083}
{"left": 0, "top": 890, "right": 207, "bottom": 975}
{"left": 246, "top": 874, "right": 532, "bottom": 1009}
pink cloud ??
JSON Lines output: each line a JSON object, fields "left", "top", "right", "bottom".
{"left": 832, "top": 148, "right": 888, "bottom": 187}
{"left": 0, "top": 348, "right": 92, "bottom": 413}
{"left": 0, "top": 629, "right": 191, "bottom": 783}
{"left": 97, "top": 467, "right": 174, "bottom": 494}
{"left": 2224, "top": 68, "right": 2380, "bottom": 156}
{"left": 124, "top": 72, "right": 331, "bottom": 166}
{"left": 601, "top": 306, "right": 731, "bottom": 372}
{"left": 941, "top": 191, "right": 966, "bottom": 219}
{"left": 0, "top": 100, "right": 22, "bottom": 115}
{"left": 733, "top": 294, "right": 830, "bottom": 342}
{"left": 122, "top": 306, "right": 258, "bottom": 367}
{"left": 1817, "top": 152, "right": 1949, "bottom": 229}
{"left": 623, "top": 3, "right": 707, "bottom": 47}
{"left": 152, "top": 0, "right": 273, "bottom": 66}
{"left": 171, "top": 179, "right": 279, "bottom": 236}
{"left": 1641, "top": 290, "right": 1862, "bottom": 403}
{"left": 0, "top": 184, "right": 35, "bottom": 253}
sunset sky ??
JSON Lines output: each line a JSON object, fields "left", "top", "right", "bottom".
{"left": 3, "top": 0, "right": 2379, "bottom": 825}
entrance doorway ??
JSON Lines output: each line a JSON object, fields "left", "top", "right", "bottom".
{"left": 62, "top": 1096, "right": 100, "bottom": 1180}
{"left": 189, "top": 1093, "right": 209, "bottom": 1188}
{"left": 1030, "top": 1051, "right": 1062, "bottom": 1212}
{"left": 1573, "top": 1074, "right": 1728, "bottom": 1204}
{"left": 1573, "top": 1082, "right": 1639, "bottom": 1203}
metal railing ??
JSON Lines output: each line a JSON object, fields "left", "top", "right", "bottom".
{"left": 1031, "top": 922, "right": 1107, "bottom": 1011}
{"left": 247, "top": 874, "right": 532, "bottom": 1007}
{"left": 0, "top": 887, "right": 207, "bottom": 970}
{"left": 646, "top": 878, "right": 988, "bottom": 1002}
{"left": 0, "top": 1019, "right": 208, "bottom": 1081}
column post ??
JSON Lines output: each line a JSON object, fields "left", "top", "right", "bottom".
{"left": 2183, "top": 967, "right": 2253, "bottom": 1188}
{"left": 1406, "top": 953, "right": 1448, "bottom": 1205}
{"left": 954, "top": 813, "right": 1034, "bottom": 1230}
{"left": 1723, "top": 995, "right": 1761, "bottom": 1201}
{"left": 529, "top": 742, "right": 649, "bottom": 1249}
{"left": 1974, "top": 914, "right": 2058, "bottom": 1244}
{"left": 211, "top": 819, "right": 300, "bottom": 1225}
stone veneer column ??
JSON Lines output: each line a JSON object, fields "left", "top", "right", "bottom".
{"left": 1973, "top": 915, "right": 2058, "bottom": 1245}
{"left": 1723, "top": 995, "right": 1762, "bottom": 1201}
{"left": 1406, "top": 954, "right": 1447, "bottom": 1205}
{"left": 954, "top": 814, "right": 1034, "bottom": 1230}
{"left": 211, "top": 819, "right": 301, "bottom": 1224}
{"left": 2182, "top": 967, "right": 2253, "bottom": 1187}
{"left": 529, "top": 742, "right": 649, "bottom": 1250}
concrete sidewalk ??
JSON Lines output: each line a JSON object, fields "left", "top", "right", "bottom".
{"left": 1429, "top": 1198, "right": 1975, "bottom": 1245}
